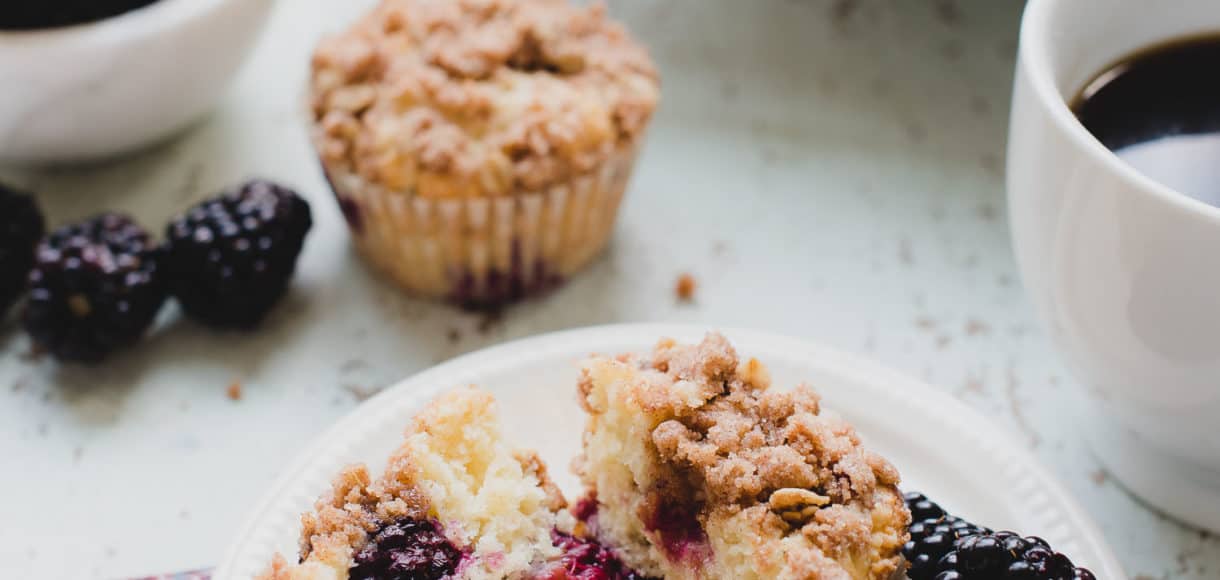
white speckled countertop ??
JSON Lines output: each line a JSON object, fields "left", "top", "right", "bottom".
{"left": 1, "top": 1, "right": 1216, "bottom": 578}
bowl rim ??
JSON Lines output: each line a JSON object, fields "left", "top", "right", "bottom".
{"left": 0, "top": 0, "right": 238, "bottom": 43}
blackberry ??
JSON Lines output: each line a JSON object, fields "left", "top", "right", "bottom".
{"left": 349, "top": 518, "right": 463, "bottom": 580}
{"left": 904, "top": 514, "right": 989, "bottom": 580}
{"left": 953, "top": 531, "right": 1095, "bottom": 579}
{"left": 905, "top": 491, "right": 947, "bottom": 522}
{"left": 23, "top": 213, "right": 166, "bottom": 363}
{"left": 903, "top": 491, "right": 1097, "bottom": 580}
{"left": 0, "top": 184, "right": 45, "bottom": 318}
{"left": 163, "top": 180, "right": 312, "bottom": 329}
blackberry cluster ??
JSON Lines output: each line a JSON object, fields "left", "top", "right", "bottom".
{"left": 349, "top": 518, "right": 463, "bottom": 580}
{"left": 23, "top": 213, "right": 166, "bottom": 363}
{"left": 0, "top": 184, "right": 45, "bottom": 318}
{"left": 163, "top": 179, "right": 312, "bottom": 329}
{"left": 903, "top": 492, "right": 1096, "bottom": 580}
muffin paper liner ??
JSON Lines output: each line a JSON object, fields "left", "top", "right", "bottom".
{"left": 323, "top": 145, "right": 639, "bottom": 308}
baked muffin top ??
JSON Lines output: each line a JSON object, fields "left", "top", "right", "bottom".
{"left": 311, "top": 0, "right": 660, "bottom": 198}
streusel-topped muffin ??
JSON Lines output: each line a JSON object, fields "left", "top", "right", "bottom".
{"left": 311, "top": 0, "right": 659, "bottom": 308}
{"left": 260, "top": 387, "right": 569, "bottom": 580}
{"left": 574, "top": 333, "right": 911, "bottom": 580}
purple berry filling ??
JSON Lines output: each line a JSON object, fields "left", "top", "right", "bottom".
{"left": 534, "top": 531, "right": 657, "bottom": 580}
{"left": 349, "top": 518, "right": 464, "bottom": 580}
{"left": 448, "top": 242, "right": 565, "bottom": 311}
{"left": 640, "top": 500, "right": 710, "bottom": 566}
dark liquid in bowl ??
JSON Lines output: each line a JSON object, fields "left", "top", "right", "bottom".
{"left": 1071, "top": 34, "right": 1220, "bottom": 206}
{"left": 0, "top": 0, "right": 162, "bottom": 31}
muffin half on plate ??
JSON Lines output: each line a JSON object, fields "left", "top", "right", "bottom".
{"left": 573, "top": 333, "right": 911, "bottom": 580}
{"left": 260, "top": 387, "right": 570, "bottom": 579}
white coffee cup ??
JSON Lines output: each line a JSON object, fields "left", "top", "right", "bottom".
{"left": 1008, "top": 0, "right": 1220, "bottom": 531}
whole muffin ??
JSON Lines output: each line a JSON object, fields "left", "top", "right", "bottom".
{"left": 311, "top": 0, "right": 660, "bottom": 309}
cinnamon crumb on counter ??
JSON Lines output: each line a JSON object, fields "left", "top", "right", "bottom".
{"left": 226, "top": 381, "right": 243, "bottom": 401}
{"left": 675, "top": 273, "right": 696, "bottom": 302}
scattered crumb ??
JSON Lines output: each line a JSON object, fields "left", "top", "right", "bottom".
{"left": 831, "top": 0, "right": 858, "bottom": 25}
{"left": 1090, "top": 469, "right": 1108, "bottom": 486}
{"left": 1005, "top": 362, "right": 1040, "bottom": 448}
{"left": 20, "top": 345, "right": 45, "bottom": 362}
{"left": 176, "top": 163, "right": 205, "bottom": 201}
{"left": 979, "top": 153, "right": 1002, "bottom": 177}
{"left": 898, "top": 238, "right": 914, "bottom": 266}
{"left": 447, "top": 328, "right": 461, "bottom": 344}
{"left": 340, "top": 358, "right": 370, "bottom": 374}
{"left": 226, "top": 380, "right": 243, "bottom": 401}
{"left": 10, "top": 376, "right": 27, "bottom": 392}
{"left": 935, "top": 334, "right": 952, "bottom": 349}
{"left": 965, "top": 318, "right": 991, "bottom": 337}
{"left": 902, "top": 118, "right": 928, "bottom": 143}
{"left": 977, "top": 202, "right": 999, "bottom": 222}
{"left": 914, "top": 316, "right": 937, "bottom": 331}
{"left": 711, "top": 240, "right": 729, "bottom": 257}
{"left": 969, "top": 95, "right": 991, "bottom": 116}
{"left": 675, "top": 273, "right": 697, "bottom": 302}
{"left": 934, "top": 0, "right": 961, "bottom": 25}
{"left": 344, "top": 383, "right": 382, "bottom": 402}
{"left": 179, "top": 509, "right": 191, "bottom": 520}
{"left": 940, "top": 39, "right": 964, "bottom": 61}
{"left": 476, "top": 310, "right": 504, "bottom": 334}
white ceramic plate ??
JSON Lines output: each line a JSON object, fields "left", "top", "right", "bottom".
{"left": 215, "top": 324, "right": 1126, "bottom": 579}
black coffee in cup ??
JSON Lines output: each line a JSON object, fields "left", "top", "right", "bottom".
{"left": 1071, "top": 35, "right": 1220, "bottom": 206}
{"left": 0, "top": 0, "right": 161, "bottom": 30}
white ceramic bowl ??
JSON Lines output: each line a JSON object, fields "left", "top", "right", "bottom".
{"left": 0, "top": 0, "right": 275, "bottom": 163}
{"left": 1007, "top": 0, "right": 1220, "bottom": 532}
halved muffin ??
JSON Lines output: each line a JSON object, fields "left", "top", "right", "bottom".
{"left": 574, "top": 333, "right": 911, "bottom": 580}
{"left": 260, "top": 387, "right": 568, "bottom": 580}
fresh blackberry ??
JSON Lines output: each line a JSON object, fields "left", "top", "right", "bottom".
{"left": 953, "top": 531, "right": 1094, "bottom": 579}
{"left": 163, "top": 180, "right": 312, "bottom": 329}
{"left": 0, "top": 184, "right": 45, "bottom": 318}
{"left": 905, "top": 491, "right": 947, "bottom": 522}
{"left": 903, "top": 491, "right": 1097, "bottom": 580}
{"left": 904, "top": 514, "right": 989, "bottom": 580}
{"left": 349, "top": 518, "right": 463, "bottom": 580}
{"left": 23, "top": 213, "right": 166, "bottom": 363}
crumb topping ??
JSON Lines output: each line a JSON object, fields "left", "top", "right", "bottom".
{"left": 576, "top": 333, "right": 910, "bottom": 579}
{"left": 312, "top": 0, "right": 660, "bottom": 197}
{"left": 629, "top": 334, "right": 902, "bottom": 513}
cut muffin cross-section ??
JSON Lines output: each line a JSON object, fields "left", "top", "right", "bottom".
{"left": 574, "top": 333, "right": 911, "bottom": 580}
{"left": 260, "top": 386, "right": 652, "bottom": 580}
{"left": 260, "top": 386, "right": 565, "bottom": 579}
